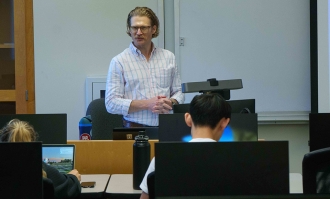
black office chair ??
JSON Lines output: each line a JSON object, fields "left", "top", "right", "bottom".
{"left": 86, "top": 98, "right": 123, "bottom": 140}
{"left": 303, "top": 147, "right": 330, "bottom": 194}
{"left": 43, "top": 177, "right": 55, "bottom": 199}
{"left": 147, "top": 171, "right": 155, "bottom": 199}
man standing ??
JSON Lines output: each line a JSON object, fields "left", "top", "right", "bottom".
{"left": 105, "top": 7, "right": 184, "bottom": 127}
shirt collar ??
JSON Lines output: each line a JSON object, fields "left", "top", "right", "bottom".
{"left": 129, "top": 42, "right": 157, "bottom": 57}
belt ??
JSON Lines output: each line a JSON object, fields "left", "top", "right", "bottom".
{"left": 122, "top": 119, "right": 151, "bottom": 128}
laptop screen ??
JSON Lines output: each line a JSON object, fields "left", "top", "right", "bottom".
{"left": 42, "top": 144, "right": 75, "bottom": 174}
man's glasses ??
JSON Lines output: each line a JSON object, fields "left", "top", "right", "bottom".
{"left": 130, "top": 26, "right": 151, "bottom": 34}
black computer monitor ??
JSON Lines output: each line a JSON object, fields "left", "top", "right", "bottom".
{"left": 0, "top": 142, "right": 43, "bottom": 199}
{"left": 0, "top": 114, "right": 67, "bottom": 144}
{"left": 309, "top": 113, "right": 330, "bottom": 151}
{"left": 173, "top": 99, "right": 255, "bottom": 114}
{"left": 155, "top": 141, "right": 289, "bottom": 197}
{"left": 155, "top": 194, "right": 330, "bottom": 199}
{"left": 158, "top": 113, "right": 258, "bottom": 142}
{"left": 227, "top": 99, "right": 255, "bottom": 113}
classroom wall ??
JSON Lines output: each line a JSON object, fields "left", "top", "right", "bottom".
{"left": 33, "top": 0, "right": 162, "bottom": 139}
{"left": 258, "top": 124, "right": 309, "bottom": 174}
{"left": 34, "top": 0, "right": 310, "bottom": 174}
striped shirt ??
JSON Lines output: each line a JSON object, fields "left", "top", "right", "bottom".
{"left": 105, "top": 42, "right": 184, "bottom": 126}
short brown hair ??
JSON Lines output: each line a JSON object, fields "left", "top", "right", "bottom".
{"left": 126, "top": 7, "right": 159, "bottom": 38}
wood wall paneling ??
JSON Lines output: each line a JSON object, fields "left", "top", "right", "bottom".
{"left": 67, "top": 140, "right": 157, "bottom": 175}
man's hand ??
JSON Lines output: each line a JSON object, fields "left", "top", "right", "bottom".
{"left": 129, "top": 96, "right": 173, "bottom": 114}
{"left": 147, "top": 96, "right": 172, "bottom": 114}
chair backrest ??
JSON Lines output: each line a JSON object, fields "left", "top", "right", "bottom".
{"left": 43, "top": 177, "right": 55, "bottom": 199}
{"left": 86, "top": 98, "right": 123, "bottom": 140}
{"left": 147, "top": 171, "right": 155, "bottom": 199}
{"left": 303, "top": 147, "right": 330, "bottom": 194}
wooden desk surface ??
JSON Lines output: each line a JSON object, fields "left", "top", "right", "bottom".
{"left": 68, "top": 140, "right": 157, "bottom": 174}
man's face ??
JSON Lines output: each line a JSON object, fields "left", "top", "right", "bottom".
{"left": 130, "top": 16, "right": 156, "bottom": 49}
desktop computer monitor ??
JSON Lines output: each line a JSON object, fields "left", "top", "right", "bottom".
{"left": 155, "top": 141, "right": 289, "bottom": 196}
{"left": 0, "top": 114, "right": 67, "bottom": 144}
{"left": 0, "top": 142, "right": 43, "bottom": 199}
{"left": 158, "top": 113, "right": 258, "bottom": 142}
{"left": 173, "top": 99, "right": 255, "bottom": 114}
{"left": 309, "top": 113, "right": 330, "bottom": 151}
{"left": 155, "top": 194, "right": 330, "bottom": 199}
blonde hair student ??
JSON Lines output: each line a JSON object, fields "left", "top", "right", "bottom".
{"left": 0, "top": 119, "right": 82, "bottom": 199}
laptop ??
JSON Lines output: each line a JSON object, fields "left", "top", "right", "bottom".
{"left": 158, "top": 113, "right": 258, "bottom": 142}
{"left": 42, "top": 144, "right": 75, "bottom": 174}
{"left": 112, "top": 127, "right": 159, "bottom": 140}
{"left": 155, "top": 141, "right": 289, "bottom": 197}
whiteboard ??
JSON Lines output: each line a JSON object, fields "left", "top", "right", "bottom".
{"left": 175, "top": 0, "right": 310, "bottom": 117}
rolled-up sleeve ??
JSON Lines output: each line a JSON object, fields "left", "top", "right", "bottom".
{"left": 170, "top": 59, "right": 184, "bottom": 104}
{"left": 105, "top": 58, "right": 132, "bottom": 116}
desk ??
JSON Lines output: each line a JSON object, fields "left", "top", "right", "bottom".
{"left": 105, "top": 174, "right": 142, "bottom": 199}
{"left": 81, "top": 174, "right": 110, "bottom": 199}
{"left": 67, "top": 140, "right": 157, "bottom": 174}
{"left": 289, "top": 173, "right": 303, "bottom": 194}
{"left": 104, "top": 173, "right": 303, "bottom": 199}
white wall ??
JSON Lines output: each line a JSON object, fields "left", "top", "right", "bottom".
{"left": 258, "top": 124, "right": 309, "bottom": 174}
{"left": 33, "top": 0, "right": 163, "bottom": 139}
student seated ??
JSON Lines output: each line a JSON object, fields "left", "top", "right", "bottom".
{"left": 0, "top": 119, "right": 82, "bottom": 199}
{"left": 139, "top": 93, "right": 232, "bottom": 199}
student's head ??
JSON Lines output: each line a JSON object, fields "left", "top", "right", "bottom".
{"left": 185, "top": 93, "right": 231, "bottom": 140}
{"left": 0, "top": 119, "right": 47, "bottom": 177}
{"left": 126, "top": 7, "right": 159, "bottom": 38}
{"left": 0, "top": 119, "right": 37, "bottom": 142}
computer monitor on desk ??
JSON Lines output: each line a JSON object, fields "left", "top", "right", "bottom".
{"left": 309, "top": 113, "right": 330, "bottom": 151}
{"left": 155, "top": 194, "right": 330, "bottom": 199}
{"left": 155, "top": 141, "right": 289, "bottom": 197}
{"left": 0, "top": 114, "right": 67, "bottom": 144}
{"left": 158, "top": 113, "right": 258, "bottom": 142}
{"left": 173, "top": 99, "right": 255, "bottom": 114}
{"left": 0, "top": 142, "right": 43, "bottom": 199}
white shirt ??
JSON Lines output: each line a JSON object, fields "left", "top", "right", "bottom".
{"left": 105, "top": 42, "right": 184, "bottom": 126}
{"left": 139, "top": 138, "right": 216, "bottom": 193}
